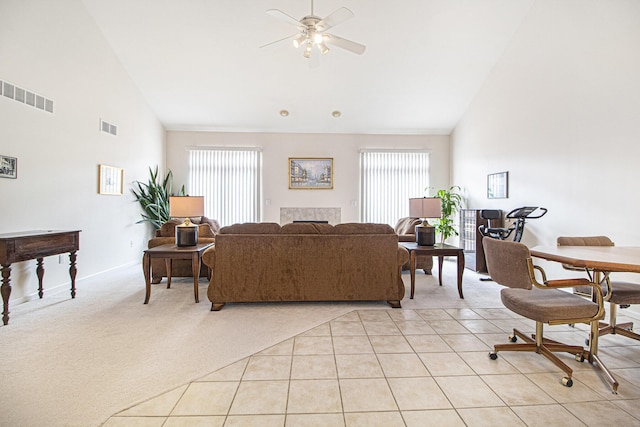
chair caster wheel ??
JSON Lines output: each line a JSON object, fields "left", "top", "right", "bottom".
{"left": 509, "top": 334, "right": 517, "bottom": 343}
{"left": 562, "top": 377, "right": 573, "bottom": 387}
{"left": 585, "top": 338, "right": 589, "bottom": 346}
{"left": 489, "top": 352, "right": 498, "bottom": 360}
{"left": 575, "top": 353, "right": 585, "bottom": 362}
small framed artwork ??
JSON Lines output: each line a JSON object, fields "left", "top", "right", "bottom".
{"left": 289, "top": 158, "right": 334, "bottom": 189}
{"left": 98, "top": 164, "right": 124, "bottom": 195}
{"left": 0, "top": 155, "right": 17, "bottom": 179}
{"left": 487, "top": 171, "right": 508, "bottom": 199}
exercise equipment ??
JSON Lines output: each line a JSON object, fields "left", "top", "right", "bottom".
{"left": 479, "top": 206, "right": 548, "bottom": 243}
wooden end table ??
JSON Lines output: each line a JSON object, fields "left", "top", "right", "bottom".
{"left": 143, "top": 243, "right": 213, "bottom": 304}
{"left": 399, "top": 242, "right": 465, "bottom": 299}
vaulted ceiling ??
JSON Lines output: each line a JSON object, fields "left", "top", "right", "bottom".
{"left": 82, "top": 0, "right": 534, "bottom": 134}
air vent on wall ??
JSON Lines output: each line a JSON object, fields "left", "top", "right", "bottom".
{"left": 100, "top": 119, "right": 118, "bottom": 136}
{"left": 0, "top": 79, "right": 54, "bottom": 113}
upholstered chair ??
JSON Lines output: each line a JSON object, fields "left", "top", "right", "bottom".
{"left": 484, "top": 237, "right": 605, "bottom": 387}
{"left": 147, "top": 217, "right": 220, "bottom": 283}
{"left": 557, "top": 236, "right": 640, "bottom": 344}
{"left": 394, "top": 217, "right": 433, "bottom": 274}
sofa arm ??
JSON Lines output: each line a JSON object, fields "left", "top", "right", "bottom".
{"left": 397, "top": 246, "right": 409, "bottom": 266}
{"left": 398, "top": 234, "right": 415, "bottom": 243}
{"left": 202, "top": 247, "right": 216, "bottom": 269}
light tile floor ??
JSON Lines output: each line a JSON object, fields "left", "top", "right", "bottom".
{"left": 105, "top": 306, "right": 640, "bottom": 426}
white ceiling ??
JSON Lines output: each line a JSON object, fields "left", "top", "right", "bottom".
{"left": 82, "top": 0, "right": 534, "bottom": 135}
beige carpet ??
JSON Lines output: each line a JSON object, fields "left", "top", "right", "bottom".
{"left": 0, "top": 261, "right": 502, "bottom": 426}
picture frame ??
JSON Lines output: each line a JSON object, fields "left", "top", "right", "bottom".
{"left": 0, "top": 155, "right": 17, "bottom": 179}
{"left": 487, "top": 171, "right": 508, "bottom": 199}
{"left": 289, "top": 158, "right": 333, "bottom": 189}
{"left": 98, "top": 164, "right": 124, "bottom": 195}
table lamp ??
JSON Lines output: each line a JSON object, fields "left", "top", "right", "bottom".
{"left": 169, "top": 196, "right": 205, "bottom": 247}
{"left": 409, "top": 197, "right": 442, "bottom": 246}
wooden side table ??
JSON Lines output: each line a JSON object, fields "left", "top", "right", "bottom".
{"left": 399, "top": 242, "right": 465, "bottom": 299}
{"left": 143, "top": 243, "right": 213, "bottom": 304}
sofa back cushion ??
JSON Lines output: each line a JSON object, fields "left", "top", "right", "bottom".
{"left": 219, "top": 222, "right": 282, "bottom": 234}
{"left": 394, "top": 217, "right": 420, "bottom": 235}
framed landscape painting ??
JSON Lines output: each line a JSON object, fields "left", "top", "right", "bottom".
{"left": 289, "top": 158, "right": 333, "bottom": 189}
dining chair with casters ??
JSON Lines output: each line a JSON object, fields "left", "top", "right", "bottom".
{"left": 483, "top": 237, "right": 605, "bottom": 387}
{"left": 557, "top": 236, "right": 640, "bottom": 344}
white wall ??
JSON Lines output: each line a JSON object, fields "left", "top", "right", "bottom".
{"left": 0, "top": 0, "right": 165, "bottom": 302}
{"left": 167, "top": 131, "right": 450, "bottom": 225}
{"left": 451, "top": 0, "right": 640, "bottom": 276}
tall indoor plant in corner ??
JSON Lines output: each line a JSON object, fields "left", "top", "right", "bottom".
{"left": 433, "top": 186, "right": 463, "bottom": 244}
{"left": 132, "top": 166, "right": 185, "bottom": 229}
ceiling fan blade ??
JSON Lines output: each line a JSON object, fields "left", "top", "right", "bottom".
{"left": 324, "top": 34, "right": 366, "bottom": 55}
{"left": 316, "top": 7, "right": 354, "bottom": 31}
{"left": 266, "top": 9, "right": 303, "bottom": 28}
{"left": 259, "top": 34, "right": 297, "bottom": 49}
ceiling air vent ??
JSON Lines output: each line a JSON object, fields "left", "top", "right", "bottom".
{"left": 100, "top": 119, "right": 118, "bottom": 136}
{"left": 1, "top": 79, "right": 54, "bottom": 114}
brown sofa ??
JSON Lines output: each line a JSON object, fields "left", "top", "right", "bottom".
{"left": 202, "top": 222, "right": 409, "bottom": 310}
{"left": 394, "top": 217, "right": 434, "bottom": 274}
{"left": 147, "top": 217, "right": 220, "bottom": 283}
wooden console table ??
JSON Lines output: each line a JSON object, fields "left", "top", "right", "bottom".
{"left": 0, "top": 230, "right": 81, "bottom": 325}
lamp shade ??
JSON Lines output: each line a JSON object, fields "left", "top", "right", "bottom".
{"left": 169, "top": 196, "right": 204, "bottom": 219}
{"left": 409, "top": 197, "right": 442, "bottom": 219}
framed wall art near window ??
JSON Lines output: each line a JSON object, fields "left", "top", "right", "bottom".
{"left": 98, "top": 164, "right": 124, "bottom": 195}
{"left": 289, "top": 158, "right": 333, "bottom": 189}
{"left": 0, "top": 155, "right": 17, "bottom": 179}
{"left": 487, "top": 171, "right": 508, "bottom": 199}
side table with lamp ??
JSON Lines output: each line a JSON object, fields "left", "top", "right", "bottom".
{"left": 402, "top": 197, "right": 466, "bottom": 298}
{"left": 142, "top": 196, "right": 213, "bottom": 303}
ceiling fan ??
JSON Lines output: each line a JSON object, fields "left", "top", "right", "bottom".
{"left": 261, "top": 0, "right": 366, "bottom": 58}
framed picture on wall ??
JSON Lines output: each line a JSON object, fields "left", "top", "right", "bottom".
{"left": 98, "top": 164, "right": 124, "bottom": 195}
{"left": 288, "top": 158, "right": 334, "bottom": 189}
{"left": 0, "top": 155, "right": 17, "bottom": 179}
{"left": 487, "top": 171, "right": 508, "bottom": 199}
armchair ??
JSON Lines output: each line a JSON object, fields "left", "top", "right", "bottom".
{"left": 557, "top": 236, "right": 640, "bottom": 344}
{"left": 484, "top": 237, "right": 605, "bottom": 387}
{"left": 394, "top": 217, "right": 433, "bottom": 275}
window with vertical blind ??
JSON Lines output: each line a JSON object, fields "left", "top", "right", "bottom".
{"left": 188, "top": 148, "right": 261, "bottom": 226}
{"left": 360, "top": 150, "right": 430, "bottom": 226}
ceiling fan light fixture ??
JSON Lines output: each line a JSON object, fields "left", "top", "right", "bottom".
{"left": 318, "top": 42, "right": 329, "bottom": 55}
{"left": 292, "top": 34, "right": 306, "bottom": 49}
{"left": 303, "top": 42, "right": 312, "bottom": 58}
{"left": 313, "top": 32, "right": 323, "bottom": 44}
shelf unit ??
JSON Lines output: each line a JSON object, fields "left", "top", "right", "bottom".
{"left": 459, "top": 209, "right": 503, "bottom": 273}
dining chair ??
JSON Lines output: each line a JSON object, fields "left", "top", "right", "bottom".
{"left": 483, "top": 237, "right": 605, "bottom": 387}
{"left": 557, "top": 236, "right": 640, "bottom": 343}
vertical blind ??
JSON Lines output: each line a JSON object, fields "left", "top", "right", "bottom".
{"left": 188, "top": 148, "right": 261, "bottom": 226}
{"left": 360, "top": 150, "right": 430, "bottom": 226}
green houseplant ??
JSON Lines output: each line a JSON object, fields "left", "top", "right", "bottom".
{"left": 432, "top": 186, "right": 463, "bottom": 244}
{"left": 132, "top": 166, "right": 185, "bottom": 229}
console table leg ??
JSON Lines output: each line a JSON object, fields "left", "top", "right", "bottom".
{"left": 69, "top": 251, "right": 77, "bottom": 299}
{"left": 36, "top": 258, "right": 45, "bottom": 298}
{"left": 1, "top": 264, "right": 11, "bottom": 325}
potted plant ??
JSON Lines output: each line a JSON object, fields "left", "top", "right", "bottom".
{"left": 132, "top": 166, "right": 185, "bottom": 229}
{"left": 431, "top": 186, "right": 463, "bottom": 244}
